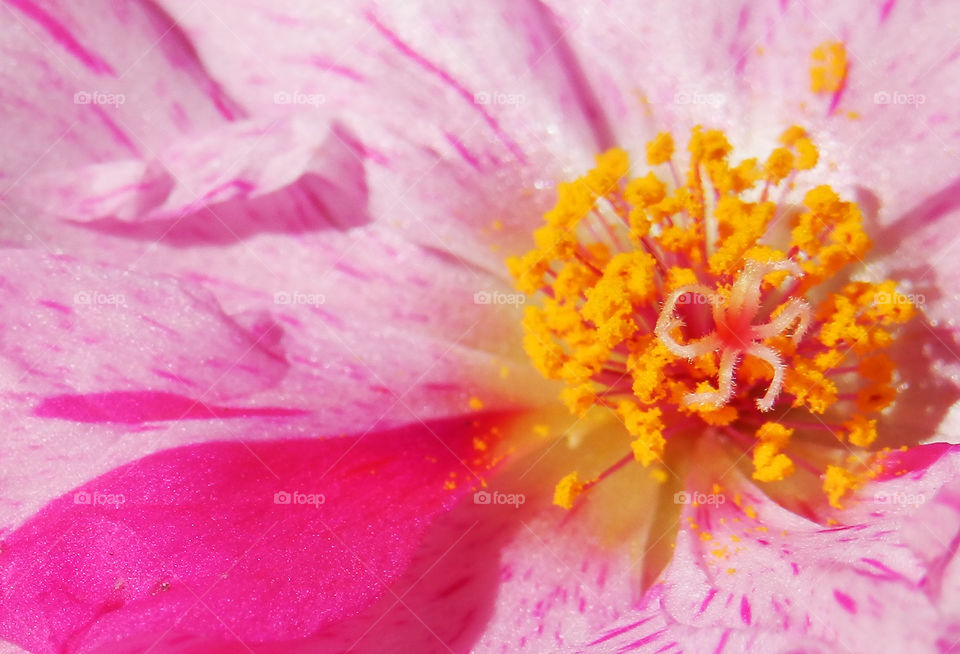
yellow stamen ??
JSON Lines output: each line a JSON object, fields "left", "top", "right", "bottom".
{"left": 810, "top": 41, "right": 848, "bottom": 94}
{"left": 752, "top": 423, "right": 796, "bottom": 482}
{"left": 823, "top": 464, "right": 861, "bottom": 509}
{"left": 510, "top": 124, "right": 914, "bottom": 511}
{"left": 553, "top": 471, "right": 585, "bottom": 509}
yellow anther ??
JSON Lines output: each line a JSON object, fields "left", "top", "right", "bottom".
{"left": 618, "top": 402, "right": 666, "bottom": 466}
{"left": 756, "top": 422, "right": 793, "bottom": 448}
{"left": 521, "top": 306, "right": 566, "bottom": 379}
{"left": 752, "top": 423, "right": 796, "bottom": 482}
{"left": 625, "top": 172, "right": 667, "bottom": 207}
{"left": 843, "top": 414, "right": 878, "bottom": 448}
{"left": 689, "top": 127, "right": 732, "bottom": 162}
{"left": 553, "top": 261, "right": 600, "bottom": 303}
{"left": 784, "top": 362, "right": 838, "bottom": 414}
{"left": 779, "top": 125, "right": 809, "bottom": 146}
{"left": 810, "top": 41, "right": 848, "bottom": 94}
{"left": 587, "top": 148, "right": 630, "bottom": 196}
{"left": 553, "top": 471, "right": 585, "bottom": 509}
{"left": 795, "top": 138, "right": 819, "bottom": 170}
{"left": 823, "top": 464, "right": 860, "bottom": 509}
{"left": 560, "top": 384, "right": 596, "bottom": 416}
{"left": 709, "top": 199, "right": 775, "bottom": 275}
{"left": 813, "top": 349, "right": 845, "bottom": 371}
{"left": 631, "top": 434, "right": 666, "bottom": 467}
{"left": 753, "top": 445, "right": 795, "bottom": 482}
{"left": 506, "top": 251, "right": 551, "bottom": 294}
{"left": 646, "top": 132, "right": 675, "bottom": 165}
{"left": 581, "top": 252, "right": 657, "bottom": 348}
{"left": 544, "top": 180, "right": 594, "bottom": 227}
{"left": 764, "top": 147, "right": 795, "bottom": 185}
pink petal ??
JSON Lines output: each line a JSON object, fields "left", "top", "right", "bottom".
{"left": 582, "top": 442, "right": 960, "bottom": 652}
{"left": 0, "top": 416, "right": 490, "bottom": 653}
{"left": 149, "top": 0, "right": 612, "bottom": 267}
{"left": 0, "top": 252, "right": 286, "bottom": 401}
{"left": 0, "top": 0, "right": 239, "bottom": 181}
{"left": 277, "top": 468, "right": 663, "bottom": 653}
{"left": 18, "top": 118, "right": 370, "bottom": 231}
{"left": 0, "top": 250, "right": 538, "bottom": 538}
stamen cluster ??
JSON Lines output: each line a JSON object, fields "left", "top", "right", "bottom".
{"left": 507, "top": 126, "right": 915, "bottom": 509}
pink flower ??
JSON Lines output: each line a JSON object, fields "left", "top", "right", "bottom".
{"left": 1, "top": 1, "right": 960, "bottom": 653}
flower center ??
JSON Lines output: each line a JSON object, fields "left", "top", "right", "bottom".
{"left": 507, "top": 126, "right": 916, "bottom": 510}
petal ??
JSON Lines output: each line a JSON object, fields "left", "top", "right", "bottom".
{"left": 0, "top": 251, "right": 537, "bottom": 532}
{"left": 150, "top": 0, "right": 611, "bottom": 267}
{"left": 0, "top": 252, "right": 286, "bottom": 401}
{"left": 0, "top": 415, "right": 492, "bottom": 653}
{"left": 580, "top": 442, "right": 960, "bottom": 652}
{"left": 16, "top": 117, "right": 370, "bottom": 232}
{"left": 270, "top": 422, "right": 679, "bottom": 653}
{"left": 0, "top": 0, "right": 239, "bottom": 179}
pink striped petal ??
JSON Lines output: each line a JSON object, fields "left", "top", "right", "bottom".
{"left": 582, "top": 443, "right": 960, "bottom": 653}
{"left": 0, "top": 0, "right": 239, "bottom": 182}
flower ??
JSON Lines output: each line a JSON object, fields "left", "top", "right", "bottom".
{"left": 1, "top": 1, "right": 960, "bottom": 653}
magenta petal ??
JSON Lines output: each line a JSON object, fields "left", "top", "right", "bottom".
{"left": 0, "top": 416, "right": 486, "bottom": 653}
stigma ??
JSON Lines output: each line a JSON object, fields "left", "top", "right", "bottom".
{"left": 507, "top": 126, "right": 916, "bottom": 510}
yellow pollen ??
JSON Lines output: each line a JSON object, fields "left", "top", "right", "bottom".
{"left": 810, "top": 41, "right": 848, "bottom": 94}
{"left": 646, "top": 132, "right": 675, "bottom": 165}
{"left": 842, "top": 414, "right": 879, "bottom": 448}
{"left": 823, "top": 464, "right": 861, "bottom": 509}
{"left": 468, "top": 396, "right": 484, "bottom": 411}
{"left": 553, "top": 471, "right": 585, "bottom": 509}
{"left": 752, "top": 423, "right": 796, "bottom": 482}
{"left": 510, "top": 125, "right": 915, "bottom": 510}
